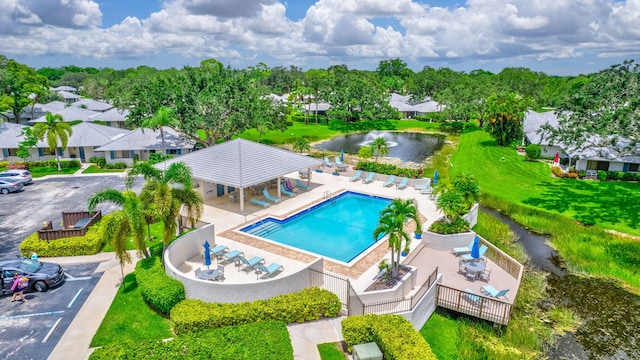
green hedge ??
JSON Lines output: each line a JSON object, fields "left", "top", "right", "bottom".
{"left": 89, "top": 321, "right": 293, "bottom": 360}
{"left": 135, "top": 256, "right": 186, "bottom": 315}
{"left": 356, "top": 161, "right": 423, "bottom": 178}
{"left": 19, "top": 221, "right": 106, "bottom": 257}
{"left": 428, "top": 218, "right": 470, "bottom": 234}
{"left": 171, "top": 287, "right": 341, "bottom": 335}
{"left": 342, "top": 314, "right": 436, "bottom": 360}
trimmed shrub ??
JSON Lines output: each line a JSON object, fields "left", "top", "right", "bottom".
{"left": 135, "top": 256, "right": 185, "bottom": 315}
{"left": 524, "top": 144, "right": 541, "bottom": 160}
{"left": 89, "top": 321, "right": 293, "bottom": 360}
{"left": 89, "top": 156, "right": 107, "bottom": 168}
{"left": 103, "top": 162, "right": 127, "bottom": 169}
{"left": 597, "top": 170, "right": 608, "bottom": 181}
{"left": 428, "top": 217, "right": 470, "bottom": 235}
{"left": 550, "top": 166, "right": 566, "bottom": 178}
{"left": 578, "top": 170, "right": 586, "bottom": 179}
{"left": 0, "top": 160, "right": 10, "bottom": 169}
{"left": 356, "top": 161, "right": 423, "bottom": 178}
{"left": 342, "top": 314, "right": 436, "bottom": 360}
{"left": 19, "top": 221, "right": 106, "bottom": 257}
{"left": 567, "top": 172, "right": 579, "bottom": 179}
{"left": 171, "top": 287, "right": 341, "bottom": 335}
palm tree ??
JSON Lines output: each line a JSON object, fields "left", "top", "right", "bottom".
{"left": 370, "top": 137, "right": 390, "bottom": 162}
{"left": 373, "top": 199, "right": 422, "bottom": 278}
{"left": 292, "top": 137, "right": 311, "bottom": 154}
{"left": 141, "top": 106, "right": 179, "bottom": 164}
{"left": 436, "top": 190, "right": 467, "bottom": 222}
{"left": 127, "top": 161, "right": 203, "bottom": 254}
{"left": 451, "top": 173, "right": 481, "bottom": 209}
{"left": 87, "top": 188, "right": 150, "bottom": 259}
{"left": 33, "top": 113, "right": 72, "bottom": 171}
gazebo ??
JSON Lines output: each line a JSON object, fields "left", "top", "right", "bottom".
{"left": 154, "top": 138, "right": 323, "bottom": 212}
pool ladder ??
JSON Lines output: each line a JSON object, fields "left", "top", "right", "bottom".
{"left": 245, "top": 213, "right": 264, "bottom": 225}
{"left": 323, "top": 190, "right": 337, "bottom": 205}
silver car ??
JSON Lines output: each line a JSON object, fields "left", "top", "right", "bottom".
{"left": 0, "top": 170, "right": 33, "bottom": 185}
{"left": 0, "top": 179, "right": 24, "bottom": 194}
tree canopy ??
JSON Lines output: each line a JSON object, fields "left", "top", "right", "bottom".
{"left": 0, "top": 55, "right": 49, "bottom": 123}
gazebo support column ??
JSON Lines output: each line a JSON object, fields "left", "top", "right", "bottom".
{"left": 240, "top": 188, "right": 245, "bottom": 212}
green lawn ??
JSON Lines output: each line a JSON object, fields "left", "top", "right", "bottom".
{"left": 450, "top": 129, "right": 640, "bottom": 236}
{"left": 90, "top": 272, "right": 173, "bottom": 347}
{"left": 82, "top": 165, "right": 125, "bottom": 174}
{"left": 318, "top": 342, "right": 347, "bottom": 360}
{"left": 102, "top": 221, "right": 164, "bottom": 252}
{"left": 30, "top": 166, "right": 78, "bottom": 177}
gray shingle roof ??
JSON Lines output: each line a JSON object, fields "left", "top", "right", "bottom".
{"left": 88, "top": 108, "right": 129, "bottom": 122}
{"left": 71, "top": 99, "right": 113, "bottom": 112}
{"left": 95, "top": 127, "right": 193, "bottom": 151}
{"left": 29, "top": 107, "right": 100, "bottom": 123}
{"left": 58, "top": 91, "right": 81, "bottom": 100}
{"left": 0, "top": 122, "right": 28, "bottom": 148}
{"left": 523, "top": 110, "right": 559, "bottom": 145}
{"left": 42, "top": 122, "right": 129, "bottom": 147}
{"left": 154, "top": 138, "right": 323, "bottom": 188}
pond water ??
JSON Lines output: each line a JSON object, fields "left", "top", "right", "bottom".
{"left": 483, "top": 208, "right": 640, "bottom": 359}
{"left": 313, "top": 131, "right": 445, "bottom": 164}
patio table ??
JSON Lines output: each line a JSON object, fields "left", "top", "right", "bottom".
{"left": 464, "top": 261, "right": 486, "bottom": 281}
{"left": 198, "top": 269, "right": 221, "bottom": 280}
{"left": 337, "top": 164, "right": 349, "bottom": 172}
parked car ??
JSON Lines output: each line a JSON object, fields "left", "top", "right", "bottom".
{"left": 0, "top": 170, "right": 33, "bottom": 185}
{"left": 0, "top": 179, "right": 24, "bottom": 194}
{"left": 0, "top": 257, "right": 65, "bottom": 293}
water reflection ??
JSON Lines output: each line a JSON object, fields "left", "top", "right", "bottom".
{"left": 313, "top": 131, "right": 445, "bottom": 164}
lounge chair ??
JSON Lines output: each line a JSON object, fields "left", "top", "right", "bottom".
{"left": 420, "top": 187, "right": 433, "bottom": 195}
{"left": 262, "top": 189, "right": 281, "bottom": 204}
{"left": 237, "top": 256, "right": 265, "bottom": 272}
{"left": 396, "top": 177, "right": 409, "bottom": 190}
{"left": 210, "top": 245, "right": 229, "bottom": 258}
{"left": 481, "top": 285, "right": 509, "bottom": 300}
{"left": 324, "top": 157, "right": 334, "bottom": 167}
{"left": 349, "top": 170, "right": 363, "bottom": 182}
{"left": 220, "top": 249, "right": 244, "bottom": 264}
{"left": 295, "top": 179, "right": 310, "bottom": 190}
{"left": 250, "top": 198, "right": 271, "bottom": 208}
{"left": 280, "top": 184, "right": 296, "bottom": 197}
{"left": 451, "top": 240, "right": 475, "bottom": 256}
{"left": 462, "top": 288, "right": 481, "bottom": 305}
{"left": 256, "top": 263, "right": 284, "bottom": 279}
{"left": 383, "top": 175, "right": 396, "bottom": 187}
{"left": 461, "top": 245, "right": 488, "bottom": 262}
{"left": 335, "top": 157, "right": 344, "bottom": 165}
{"left": 414, "top": 179, "right": 431, "bottom": 189}
{"left": 362, "top": 172, "right": 375, "bottom": 184}
{"left": 285, "top": 179, "right": 294, "bottom": 191}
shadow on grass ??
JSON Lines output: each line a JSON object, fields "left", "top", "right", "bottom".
{"left": 121, "top": 272, "right": 138, "bottom": 294}
{"left": 522, "top": 179, "right": 640, "bottom": 231}
{"left": 478, "top": 140, "right": 498, "bottom": 147}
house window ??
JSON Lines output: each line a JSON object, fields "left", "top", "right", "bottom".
{"left": 596, "top": 161, "right": 610, "bottom": 171}
{"left": 8, "top": 148, "right": 18, "bottom": 156}
{"left": 629, "top": 163, "right": 639, "bottom": 172}
{"left": 119, "top": 151, "right": 131, "bottom": 158}
{"left": 41, "top": 148, "right": 56, "bottom": 156}
{"left": 167, "top": 149, "right": 179, "bottom": 155}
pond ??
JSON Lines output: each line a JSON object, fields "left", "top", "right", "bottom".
{"left": 483, "top": 207, "right": 640, "bottom": 359}
{"left": 313, "top": 131, "right": 445, "bottom": 164}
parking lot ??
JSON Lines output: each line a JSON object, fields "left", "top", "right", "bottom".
{"left": 0, "top": 174, "right": 143, "bottom": 359}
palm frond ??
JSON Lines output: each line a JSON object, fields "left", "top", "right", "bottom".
{"left": 87, "top": 188, "right": 126, "bottom": 212}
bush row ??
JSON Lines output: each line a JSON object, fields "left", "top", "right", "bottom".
{"left": 10, "top": 159, "right": 82, "bottom": 169}
{"left": 0, "top": 160, "right": 9, "bottom": 169}
{"left": 19, "top": 221, "right": 106, "bottom": 257}
{"left": 88, "top": 156, "right": 128, "bottom": 169}
{"left": 356, "top": 161, "right": 423, "bottom": 178}
{"left": 554, "top": 167, "right": 640, "bottom": 182}
{"left": 342, "top": 314, "right": 436, "bottom": 360}
{"left": 89, "top": 321, "right": 293, "bottom": 360}
{"left": 135, "top": 256, "right": 186, "bottom": 315}
{"left": 428, "top": 217, "right": 470, "bottom": 234}
{"left": 171, "top": 287, "right": 341, "bottom": 335}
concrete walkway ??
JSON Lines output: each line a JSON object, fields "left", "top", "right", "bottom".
{"left": 288, "top": 318, "right": 345, "bottom": 360}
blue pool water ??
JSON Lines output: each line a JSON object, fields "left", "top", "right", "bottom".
{"left": 240, "top": 191, "right": 392, "bottom": 263}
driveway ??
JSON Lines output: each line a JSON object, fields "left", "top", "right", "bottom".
{"left": 0, "top": 175, "right": 143, "bottom": 256}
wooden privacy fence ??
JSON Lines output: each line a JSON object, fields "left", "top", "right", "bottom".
{"left": 38, "top": 211, "right": 101, "bottom": 240}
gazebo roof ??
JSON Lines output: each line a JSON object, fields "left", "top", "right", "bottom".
{"left": 155, "top": 138, "right": 323, "bottom": 188}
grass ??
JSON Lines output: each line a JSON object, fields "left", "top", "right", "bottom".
{"left": 318, "top": 342, "right": 347, "bottom": 360}
{"left": 102, "top": 221, "right": 164, "bottom": 252}
{"left": 30, "top": 166, "right": 78, "bottom": 177}
{"left": 82, "top": 165, "right": 125, "bottom": 174}
{"left": 420, "top": 312, "right": 459, "bottom": 360}
{"left": 450, "top": 129, "right": 640, "bottom": 236}
{"left": 90, "top": 272, "right": 173, "bottom": 347}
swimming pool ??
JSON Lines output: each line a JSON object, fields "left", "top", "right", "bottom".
{"left": 240, "top": 191, "right": 392, "bottom": 263}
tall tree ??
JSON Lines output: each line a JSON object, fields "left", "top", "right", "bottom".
{"left": 541, "top": 60, "right": 640, "bottom": 158}
{"left": 141, "top": 106, "right": 179, "bottom": 159}
{"left": 32, "top": 113, "right": 73, "bottom": 171}
{"left": 485, "top": 93, "right": 530, "bottom": 146}
{"left": 373, "top": 199, "right": 422, "bottom": 278}
{"left": 127, "top": 162, "right": 203, "bottom": 254}
{"left": 0, "top": 56, "right": 49, "bottom": 123}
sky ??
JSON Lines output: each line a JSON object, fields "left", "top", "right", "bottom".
{"left": 2, "top": 0, "right": 640, "bottom": 76}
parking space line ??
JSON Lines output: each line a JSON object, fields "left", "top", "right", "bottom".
{"left": 67, "top": 288, "right": 83, "bottom": 308}
{"left": 65, "top": 274, "right": 92, "bottom": 281}
{"left": 0, "top": 310, "right": 65, "bottom": 321}
{"left": 42, "top": 318, "right": 62, "bottom": 343}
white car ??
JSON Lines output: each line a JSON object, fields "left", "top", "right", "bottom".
{"left": 0, "top": 170, "right": 32, "bottom": 185}
{"left": 0, "top": 179, "right": 24, "bottom": 194}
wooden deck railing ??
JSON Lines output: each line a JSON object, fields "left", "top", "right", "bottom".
{"left": 436, "top": 284, "right": 513, "bottom": 325}
{"left": 38, "top": 211, "right": 101, "bottom": 240}
{"left": 480, "top": 236, "right": 523, "bottom": 280}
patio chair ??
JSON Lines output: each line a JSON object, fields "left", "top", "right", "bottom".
{"left": 210, "top": 245, "right": 229, "bottom": 259}
{"left": 363, "top": 172, "right": 375, "bottom": 184}
{"left": 461, "top": 245, "right": 488, "bottom": 262}
{"left": 237, "top": 256, "right": 265, "bottom": 272}
{"left": 220, "top": 249, "right": 244, "bottom": 265}
{"left": 213, "top": 264, "right": 225, "bottom": 281}
{"left": 481, "top": 285, "right": 509, "bottom": 300}
{"left": 194, "top": 268, "right": 202, "bottom": 279}
{"left": 263, "top": 189, "right": 281, "bottom": 204}
{"left": 396, "top": 177, "right": 409, "bottom": 190}
{"left": 451, "top": 240, "right": 475, "bottom": 256}
{"left": 335, "top": 157, "right": 344, "bottom": 165}
{"left": 457, "top": 259, "right": 467, "bottom": 274}
{"left": 383, "top": 175, "right": 396, "bottom": 187}
{"left": 414, "top": 179, "right": 431, "bottom": 189}
{"left": 285, "top": 179, "right": 294, "bottom": 191}
{"left": 324, "top": 157, "right": 334, "bottom": 167}
{"left": 420, "top": 187, "right": 433, "bottom": 195}
{"left": 295, "top": 179, "right": 310, "bottom": 190}
{"left": 280, "top": 184, "right": 296, "bottom": 197}
{"left": 250, "top": 198, "right": 271, "bottom": 208}
{"left": 256, "top": 263, "right": 284, "bottom": 279}
{"left": 462, "top": 288, "right": 481, "bottom": 305}
{"left": 478, "top": 268, "right": 492, "bottom": 282}
{"left": 349, "top": 170, "right": 363, "bottom": 182}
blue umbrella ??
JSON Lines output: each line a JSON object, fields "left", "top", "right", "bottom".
{"left": 433, "top": 169, "right": 438, "bottom": 185}
{"left": 203, "top": 240, "right": 212, "bottom": 269}
{"left": 340, "top": 149, "right": 344, "bottom": 162}
{"left": 470, "top": 235, "right": 480, "bottom": 259}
